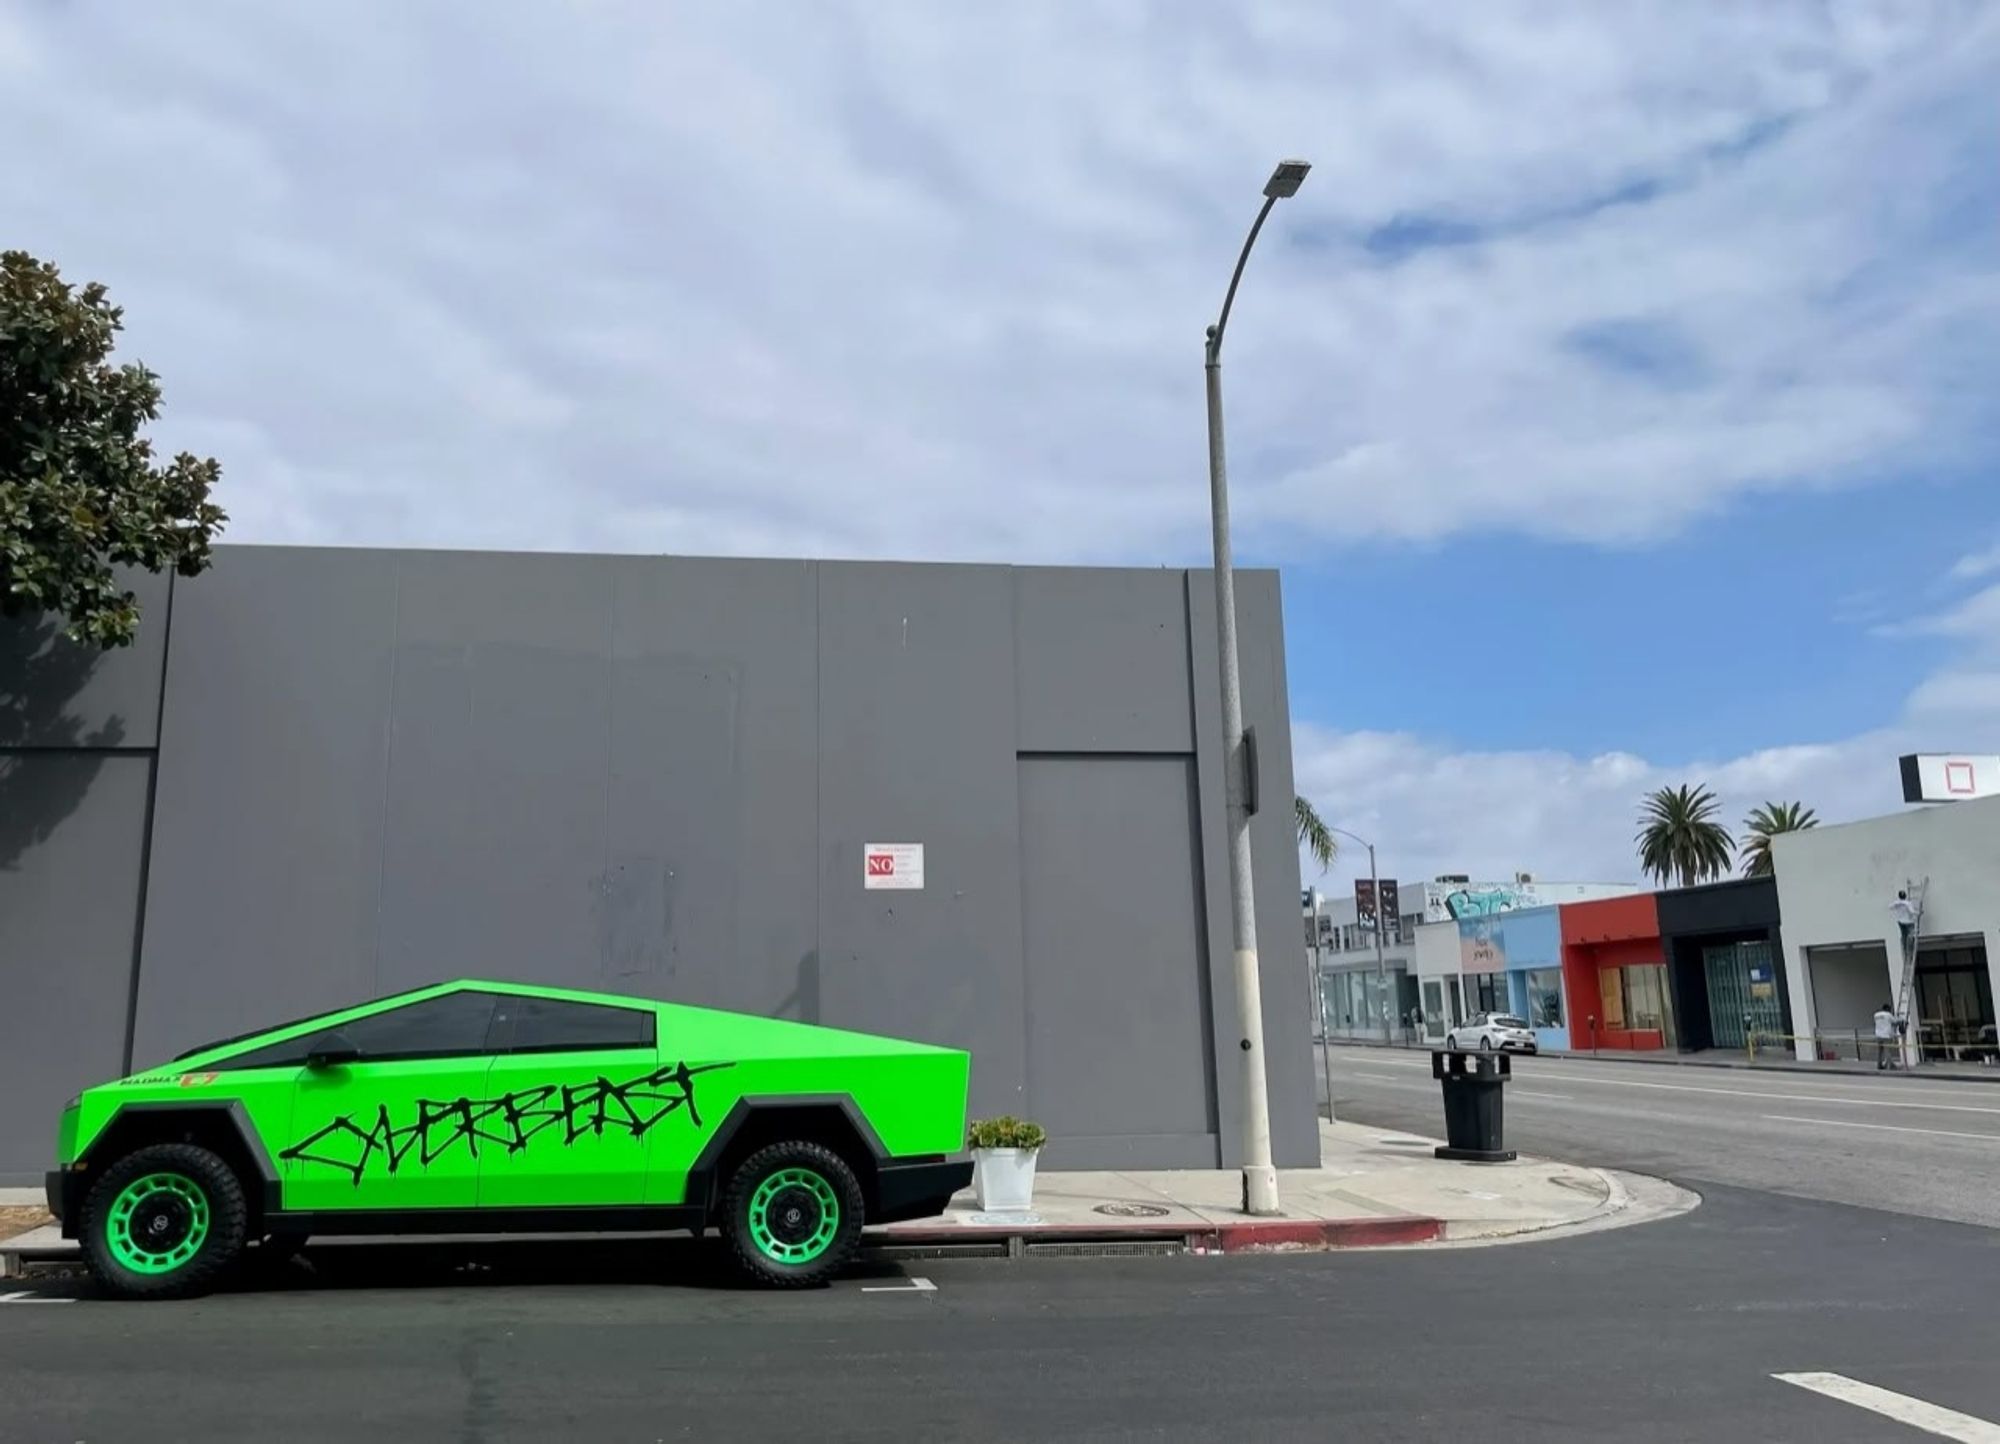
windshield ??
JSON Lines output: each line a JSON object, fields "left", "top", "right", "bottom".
{"left": 1493, "top": 1015, "right": 1529, "bottom": 1029}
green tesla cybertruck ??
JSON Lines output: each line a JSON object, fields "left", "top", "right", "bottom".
{"left": 47, "top": 981, "right": 972, "bottom": 1298}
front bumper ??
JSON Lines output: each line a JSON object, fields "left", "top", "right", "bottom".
{"left": 872, "top": 1157, "right": 973, "bottom": 1224}
{"left": 45, "top": 1169, "right": 69, "bottom": 1225}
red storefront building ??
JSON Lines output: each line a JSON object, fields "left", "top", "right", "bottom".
{"left": 1561, "top": 894, "right": 1675, "bottom": 1051}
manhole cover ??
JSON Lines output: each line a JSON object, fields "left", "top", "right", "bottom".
{"left": 1094, "top": 1202, "right": 1172, "bottom": 1218}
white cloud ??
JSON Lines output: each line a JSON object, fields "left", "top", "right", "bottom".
{"left": 1949, "top": 542, "right": 2000, "bottom": 582}
{"left": 0, "top": 2, "right": 1991, "bottom": 563}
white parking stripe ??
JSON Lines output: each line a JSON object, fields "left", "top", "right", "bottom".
{"left": 1763, "top": 1115, "right": 2000, "bottom": 1143}
{"left": 0, "top": 1290, "right": 72, "bottom": 1304}
{"left": 1775, "top": 1372, "right": 2000, "bottom": 1441}
{"left": 861, "top": 1276, "right": 936, "bottom": 1294}
{"left": 1513, "top": 1090, "right": 1573, "bottom": 1101}
{"left": 1343, "top": 1056, "right": 2000, "bottom": 1115}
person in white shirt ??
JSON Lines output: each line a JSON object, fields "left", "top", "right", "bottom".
{"left": 1874, "top": 1002, "right": 1899, "bottom": 1070}
{"left": 1891, "top": 891, "right": 1917, "bottom": 954}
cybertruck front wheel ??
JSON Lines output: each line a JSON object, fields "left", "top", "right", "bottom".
{"left": 722, "top": 1141, "right": 864, "bottom": 1288}
{"left": 80, "top": 1142, "right": 247, "bottom": 1300}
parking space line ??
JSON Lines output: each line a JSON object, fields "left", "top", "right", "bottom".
{"left": 1763, "top": 1115, "right": 2000, "bottom": 1143}
{"left": 1775, "top": 1371, "right": 2000, "bottom": 1440}
{"left": 0, "top": 1290, "right": 73, "bottom": 1304}
{"left": 860, "top": 1276, "right": 936, "bottom": 1294}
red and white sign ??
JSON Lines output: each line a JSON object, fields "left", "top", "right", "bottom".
{"left": 863, "top": 843, "right": 924, "bottom": 890}
{"left": 1902, "top": 754, "right": 2000, "bottom": 803}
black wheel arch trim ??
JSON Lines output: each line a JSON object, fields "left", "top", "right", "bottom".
{"left": 687, "top": 1094, "right": 913, "bottom": 1216}
{"left": 62, "top": 1099, "right": 282, "bottom": 1235}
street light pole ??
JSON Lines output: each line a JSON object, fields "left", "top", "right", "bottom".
{"left": 1327, "top": 825, "right": 1391, "bottom": 1045}
{"left": 1308, "top": 889, "right": 1334, "bottom": 1121}
{"left": 1206, "top": 159, "right": 1309, "bottom": 1218}
{"left": 1367, "top": 841, "right": 1390, "bottom": 1045}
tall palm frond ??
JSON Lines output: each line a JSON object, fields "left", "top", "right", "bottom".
{"left": 1635, "top": 784, "right": 1735, "bottom": 888}
{"left": 1295, "top": 795, "right": 1337, "bottom": 873}
{"left": 1740, "top": 800, "right": 1818, "bottom": 877}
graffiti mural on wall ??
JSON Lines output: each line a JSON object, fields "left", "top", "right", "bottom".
{"left": 1438, "top": 885, "right": 1533, "bottom": 920}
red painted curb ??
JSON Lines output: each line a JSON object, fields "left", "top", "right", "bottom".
{"left": 867, "top": 1214, "right": 1447, "bottom": 1253}
{"left": 1213, "top": 1215, "right": 1444, "bottom": 1252}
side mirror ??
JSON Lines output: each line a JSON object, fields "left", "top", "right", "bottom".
{"left": 305, "top": 1032, "right": 362, "bottom": 1069}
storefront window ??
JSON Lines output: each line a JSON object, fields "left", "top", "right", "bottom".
{"left": 1612, "top": 964, "right": 1678, "bottom": 1048}
{"left": 1526, "top": 969, "right": 1563, "bottom": 1028}
{"left": 1469, "top": 973, "right": 1503, "bottom": 1014}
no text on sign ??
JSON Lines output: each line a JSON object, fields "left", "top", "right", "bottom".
{"left": 863, "top": 843, "right": 924, "bottom": 890}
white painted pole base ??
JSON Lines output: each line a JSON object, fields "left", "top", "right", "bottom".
{"left": 1240, "top": 1164, "right": 1280, "bottom": 1216}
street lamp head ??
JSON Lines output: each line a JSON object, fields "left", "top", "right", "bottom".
{"left": 1263, "top": 159, "right": 1311, "bottom": 200}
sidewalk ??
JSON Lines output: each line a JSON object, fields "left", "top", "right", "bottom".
{"left": 876, "top": 1118, "right": 1681, "bottom": 1255}
{"left": 1326, "top": 1036, "right": 2000, "bottom": 1084}
{"left": 0, "top": 1120, "right": 1691, "bottom": 1276}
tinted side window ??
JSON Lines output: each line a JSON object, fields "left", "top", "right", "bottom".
{"left": 214, "top": 991, "right": 499, "bottom": 1069}
{"left": 496, "top": 997, "right": 655, "bottom": 1053}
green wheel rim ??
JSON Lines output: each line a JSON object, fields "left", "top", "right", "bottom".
{"left": 105, "top": 1172, "right": 210, "bottom": 1274}
{"left": 747, "top": 1167, "right": 841, "bottom": 1265}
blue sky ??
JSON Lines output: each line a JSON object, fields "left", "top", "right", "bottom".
{"left": 3, "top": 1, "right": 1996, "bottom": 885}
{"left": 1284, "top": 479, "right": 2000, "bottom": 761}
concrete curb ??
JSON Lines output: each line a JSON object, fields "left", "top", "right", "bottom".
{"left": 868, "top": 1212, "right": 1447, "bottom": 1256}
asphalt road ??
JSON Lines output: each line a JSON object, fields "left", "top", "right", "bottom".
{"left": 3, "top": 1188, "right": 2000, "bottom": 1442}
{"left": 1326, "top": 1046, "right": 2000, "bottom": 1228}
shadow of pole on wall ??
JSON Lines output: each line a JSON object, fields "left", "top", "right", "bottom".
{"left": 0, "top": 612, "right": 127, "bottom": 870}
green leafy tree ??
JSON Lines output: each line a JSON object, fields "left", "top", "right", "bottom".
{"left": 1739, "top": 800, "right": 1817, "bottom": 878}
{"left": 1, "top": 250, "right": 225, "bottom": 647}
{"left": 1295, "top": 795, "right": 1337, "bottom": 872}
{"left": 1635, "top": 783, "right": 1735, "bottom": 887}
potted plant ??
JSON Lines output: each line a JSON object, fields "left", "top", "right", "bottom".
{"left": 967, "top": 1115, "right": 1047, "bottom": 1212}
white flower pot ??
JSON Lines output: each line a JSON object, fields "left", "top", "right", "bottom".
{"left": 972, "top": 1147, "right": 1039, "bottom": 1212}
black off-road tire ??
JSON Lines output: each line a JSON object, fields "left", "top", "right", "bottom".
{"left": 721, "top": 1140, "right": 865, "bottom": 1289}
{"left": 79, "top": 1142, "right": 248, "bottom": 1301}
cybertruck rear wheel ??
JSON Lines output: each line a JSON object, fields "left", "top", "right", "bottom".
{"left": 80, "top": 1142, "right": 247, "bottom": 1300}
{"left": 722, "top": 1140, "right": 864, "bottom": 1288}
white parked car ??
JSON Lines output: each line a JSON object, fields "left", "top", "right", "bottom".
{"left": 1447, "top": 1013, "right": 1538, "bottom": 1054}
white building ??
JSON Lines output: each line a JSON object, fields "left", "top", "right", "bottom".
{"left": 1304, "top": 876, "right": 1636, "bottom": 1041}
{"left": 1772, "top": 795, "right": 2000, "bottom": 1065}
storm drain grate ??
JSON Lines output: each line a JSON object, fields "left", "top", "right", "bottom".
{"left": 1024, "top": 1240, "right": 1186, "bottom": 1259}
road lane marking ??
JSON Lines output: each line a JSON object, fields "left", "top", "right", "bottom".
{"left": 1763, "top": 1114, "right": 2000, "bottom": 1143}
{"left": 0, "top": 1291, "right": 72, "bottom": 1304}
{"left": 1774, "top": 1372, "right": 2000, "bottom": 1441}
{"left": 1341, "top": 1055, "right": 2000, "bottom": 1115}
{"left": 861, "top": 1276, "right": 936, "bottom": 1294}
{"left": 1513, "top": 1090, "right": 1573, "bottom": 1100}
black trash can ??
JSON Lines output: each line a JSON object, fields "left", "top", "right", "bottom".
{"left": 1432, "top": 1050, "right": 1516, "bottom": 1163}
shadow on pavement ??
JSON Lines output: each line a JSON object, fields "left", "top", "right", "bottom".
{"left": 34, "top": 1236, "right": 919, "bottom": 1301}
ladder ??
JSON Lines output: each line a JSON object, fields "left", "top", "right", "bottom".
{"left": 1894, "top": 876, "right": 1929, "bottom": 1031}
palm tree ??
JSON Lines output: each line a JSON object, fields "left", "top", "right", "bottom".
{"left": 1295, "top": 795, "right": 1337, "bottom": 873}
{"left": 1740, "top": 801, "right": 1818, "bottom": 877}
{"left": 1635, "top": 784, "right": 1735, "bottom": 887}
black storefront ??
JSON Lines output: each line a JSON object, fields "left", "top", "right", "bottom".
{"left": 1658, "top": 878, "right": 1791, "bottom": 1054}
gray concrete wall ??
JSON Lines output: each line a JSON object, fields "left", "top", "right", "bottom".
{"left": 0, "top": 547, "right": 1312, "bottom": 1182}
{"left": 0, "top": 571, "right": 171, "bottom": 1181}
